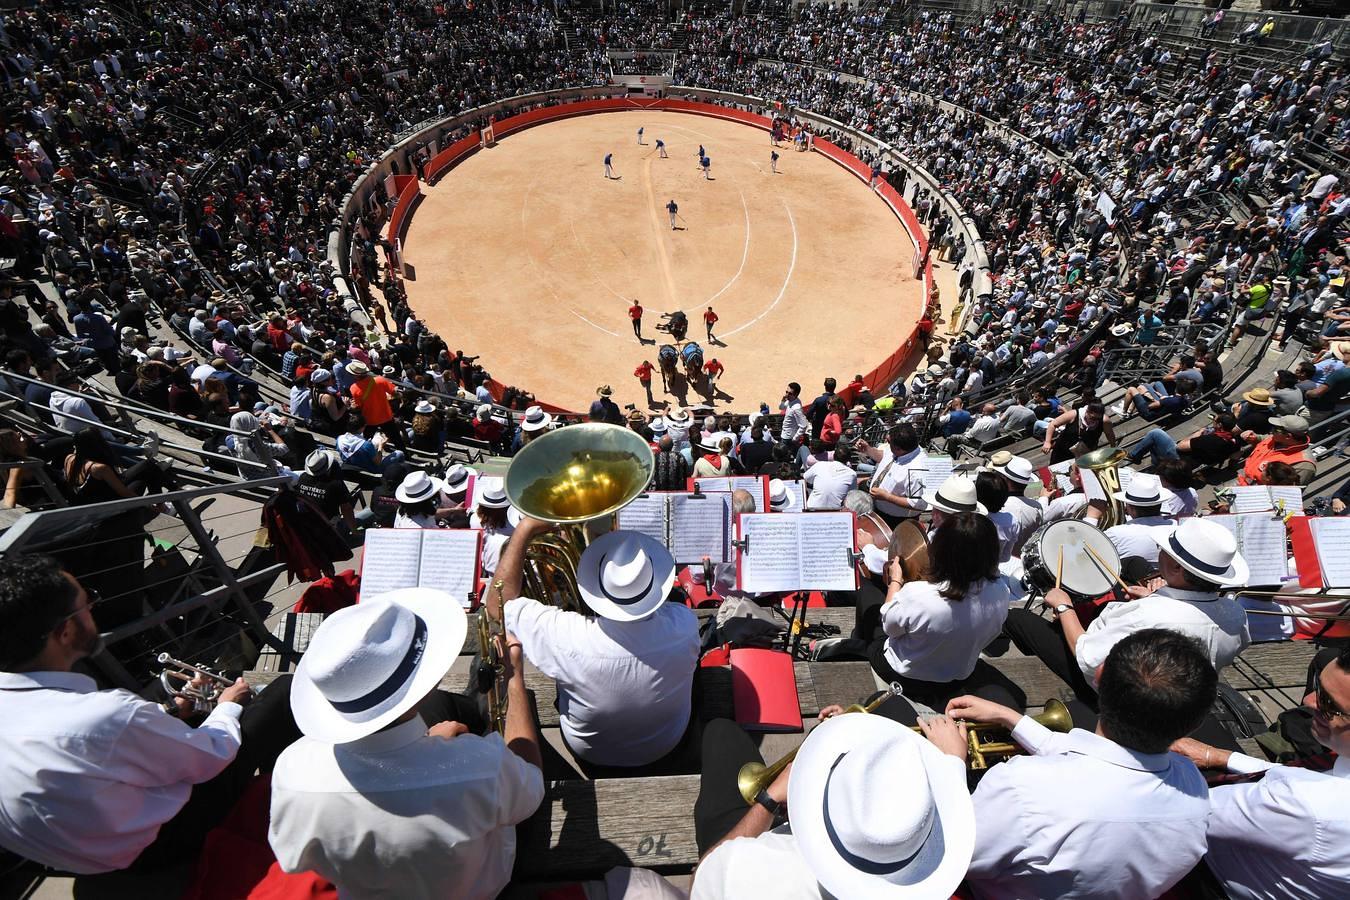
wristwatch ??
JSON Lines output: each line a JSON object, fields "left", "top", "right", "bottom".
{"left": 1052, "top": 603, "right": 1073, "bottom": 617}
{"left": 755, "top": 788, "right": 783, "bottom": 819}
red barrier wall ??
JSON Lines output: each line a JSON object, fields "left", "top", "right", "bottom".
{"left": 385, "top": 176, "right": 422, "bottom": 245}
{"left": 403, "top": 97, "right": 935, "bottom": 412}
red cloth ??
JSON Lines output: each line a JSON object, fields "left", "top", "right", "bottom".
{"left": 293, "top": 569, "right": 360, "bottom": 615}
{"left": 181, "top": 776, "right": 338, "bottom": 900}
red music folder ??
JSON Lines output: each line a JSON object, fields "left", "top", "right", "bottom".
{"left": 730, "top": 648, "right": 802, "bottom": 732}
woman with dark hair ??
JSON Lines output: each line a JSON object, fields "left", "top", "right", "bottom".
{"left": 974, "top": 471, "right": 1017, "bottom": 563}
{"left": 1157, "top": 458, "right": 1199, "bottom": 517}
{"left": 167, "top": 365, "right": 205, "bottom": 421}
{"left": 63, "top": 427, "right": 173, "bottom": 505}
{"left": 865, "top": 512, "right": 1025, "bottom": 711}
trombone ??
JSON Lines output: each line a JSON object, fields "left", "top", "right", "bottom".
{"left": 475, "top": 582, "right": 509, "bottom": 734}
{"left": 158, "top": 653, "right": 235, "bottom": 714}
{"left": 1233, "top": 589, "right": 1350, "bottom": 622}
{"left": 738, "top": 694, "right": 1073, "bottom": 803}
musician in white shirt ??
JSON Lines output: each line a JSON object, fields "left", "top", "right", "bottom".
{"left": 867, "top": 506, "right": 1025, "bottom": 713}
{"left": 802, "top": 444, "right": 857, "bottom": 510}
{"left": 988, "top": 454, "right": 1043, "bottom": 553}
{"left": 856, "top": 423, "right": 930, "bottom": 526}
{"left": 1005, "top": 518, "right": 1251, "bottom": 704}
{"left": 0, "top": 554, "right": 294, "bottom": 874}
{"left": 498, "top": 519, "right": 701, "bottom": 774}
{"left": 268, "top": 588, "right": 544, "bottom": 900}
{"left": 1172, "top": 646, "right": 1350, "bottom": 899}
{"left": 1102, "top": 475, "right": 1177, "bottom": 567}
{"left": 944, "top": 629, "right": 1217, "bottom": 899}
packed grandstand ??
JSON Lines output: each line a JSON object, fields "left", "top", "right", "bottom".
{"left": 1, "top": 0, "right": 1349, "bottom": 897}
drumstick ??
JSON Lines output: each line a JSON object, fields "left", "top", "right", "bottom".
{"left": 1055, "top": 547, "right": 1064, "bottom": 593}
{"left": 1084, "top": 544, "right": 1129, "bottom": 591}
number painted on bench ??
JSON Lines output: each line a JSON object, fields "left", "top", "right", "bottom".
{"left": 636, "top": 833, "right": 672, "bottom": 858}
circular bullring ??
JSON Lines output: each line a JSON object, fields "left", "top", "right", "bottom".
{"left": 397, "top": 103, "right": 926, "bottom": 412}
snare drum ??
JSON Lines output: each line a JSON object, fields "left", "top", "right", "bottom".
{"left": 1020, "top": 519, "right": 1120, "bottom": 603}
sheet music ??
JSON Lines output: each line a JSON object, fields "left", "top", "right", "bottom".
{"left": 417, "top": 529, "right": 481, "bottom": 607}
{"left": 920, "top": 455, "right": 954, "bottom": 492}
{"left": 360, "top": 529, "right": 424, "bottom": 598}
{"left": 782, "top": 480, "right": 806, "bottom": 512}
{"left": 670, "top": 493, "right": 731, "bottom": 564}
{"left": 796, "top": 512, "right": 857, "bottom": 591}
{"left": 1079, "top": 468, "right": 1108, "bottom": 504}
{"left": 738, "top": 515, "right": 801, "bottom": 593}
{"left": 1269, "top": 486, "right": 1304, "bottom": 516}
{"left": 1231, "top": 486, "right": 1277, "bottom": 514}
{"left": 1309, "top": 518, "right": 1350, "bottom": 587}
{"left": 617, "top": 494, "right": 669, "bottom": 545}
{"left": 1210, "top": 514, "right": 1287, "bottom": 587}
{"left": 694, "top": 476, "right": 765, "bottom": 496}
{"left": 1047, "top": 460, "right": 1074, "bottom": 494}
{"left": 1117, "top": 466, "right": 1135, "bottom": 491}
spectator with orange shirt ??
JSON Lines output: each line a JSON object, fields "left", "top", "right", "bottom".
{"left": 345, "top": 360, "right": 404, "bottom": 450}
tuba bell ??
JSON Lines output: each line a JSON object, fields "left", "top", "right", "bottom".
{"left": 504, "top": 422, "right": 655, "bottom": 610}
{"left": 1075, "top": 446, "right": 1128, "bottom": 531}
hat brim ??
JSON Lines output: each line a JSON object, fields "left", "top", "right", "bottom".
{"left": 396, "top": 475, "right": 444, "bottom": 504}
{"left": 1148, "top": 525, "right": 1249, "bottom": 588}
{"left": 790, "top": 715, "right": 975, "bottom": 900}
{"left": 441, "top": 467, "right": 479, "bottom": 495}
{"left": 769, "top": 491, "right": 800, "bottom": 512}
{"left": 290, "top": 588, "right": 467, "bottom": 743}
{"left": 521, "top": 416, "right": 552, "bottom": 432}
{"left": 1112, "top": 487, "right": 1176, "bottom": 506}
{"left": 992, "top": 465, "right": 1035, "bottom": 486}
{"left": 1241, "top": 393, "right": 1274, "bottom": 406}
{"left": 921, "top": 490, "right": 987, "bottom": 516}
{"left": 576, "top": 530, "right": 676, "bottom": 622}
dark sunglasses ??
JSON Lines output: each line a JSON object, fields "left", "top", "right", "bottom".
{"left": 1315, "top": 668, "right": 1347, "bottom": 720}
{"left": 52, "top": 588, "right": 101, "bottom": 630}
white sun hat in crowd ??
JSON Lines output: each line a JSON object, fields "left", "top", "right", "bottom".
{"left": 988, "top": 452, "right": 1035, "bottom": 486}
{"left": 414, "top": 400, "right": 436, "bottom": 415}
{"left": 441, "top": 463, "right": 478, "bottom": 496}
{"left": 921, "top": 475, "right": 987, "bottom": 516}
{"left": 520, "top": 405, "right": 553, "bottom": 433}
{"left": 788, "top": 713, "right": 975, "bottom": 900}
{"left": 768, "top": 478, "right": 799, "bottom": 512}
{"left": 575, "top": 530, "right": 676, "bottom": 622}
{"left": 1111, "top": 472, "right": 1174, "bottom": 507}
{"left": 476, "top": 476, "right": 511, "bottom": 509}
{"left": 290, "top": 589, "right": 467, "bottom": 744}
{"left": 395, "top": 469, "right": 443, "bottom": 504}
{"left": 1149, "top": 518, "right": 1249, "bottom": 588}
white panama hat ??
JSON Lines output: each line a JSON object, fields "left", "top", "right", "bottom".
{"left": 290, "top": 589, "right": 467, "bottom": 744}
{"left": 1111, "top": 472, "right": 1175, "bottom": 507}
{"left": 576, "top": 530, "right": 676, "bottom": 622}
{"left": 520, "top": 405, "right": 553, "bottom": 432}
{"left": 921, "top": 475, "right": 987, "bottom": 516}
{"left": 788, "top": 713, "right": 975, "bottom": 900}
{"left": 395, "top": 469, "right": 443, "bottom": 504}
{"left": 476, "top": 476, "right": 511, "bottom": 509}
{"left": 768, "top": 478, "right": 799, "bottom": 512}
{"left": 441, "top": 463, "right": 478, "bottom": 495}
{"left": 989, "top": 453, "right": 1035, "bottom": 485}
{"left": 1149, "top": 518, "right": 1249, "bottom": 588}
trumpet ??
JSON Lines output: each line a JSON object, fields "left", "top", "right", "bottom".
{"left": 476, "top": 580, "right": 509, "bottom": 734}
{"left": 738, "top": 684, "right": 903, "bottom": 804}
{"left": 158, "top": 653, "right": 236, "bottom": 714}
{"left": 739, "top": 694, "right": 1074, "bottom": 802}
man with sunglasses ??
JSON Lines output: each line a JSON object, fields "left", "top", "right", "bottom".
{"left": 0, "top": 554, "right": 299, "bottom": 873}
{"left": 1172, "top": 647, "right": 1350, "bottom": 897}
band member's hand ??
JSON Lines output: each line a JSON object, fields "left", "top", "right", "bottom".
{"left": 171, "top": 674, "right": 209, "bottom": 717}
{"left": 503, "top": 631, "right": 525, "bottom": 680}
{"left": 1045, "top": 587, "right": 1072, "bottom": 612}
{"left": 917, "top": 714, "right": 968, "bottom": 762}
{"left": 886, "top": 557, "right": 905, "bottom": 588}
{"left": 818, "top": 704, "right": 845, "bottom": 721}
{"left": 768, "top": 759, "right": 792, "bottom": 805}
{"left": 854, "top": 438, "right": 871, "bottom": 453}
{"left": 1334, "top": 499, "right": 1346, "bottom": 514}
{"left": 1125, "top": 582, "right": 1156, "bottom": 599}
{"left": 428, "top": 720, "right": 470, "bottom": 740}
{"left": 1170, "top": 736, "right": 1223, "bottom": 768}
{"left": 517, "top": 516, "right": 553, "bottom": 537}
{"left": 946, "top": 695, "right": 1020, "bottom": 731}
{"left": 219, "top": 678, "right": 253, "bottom": 707}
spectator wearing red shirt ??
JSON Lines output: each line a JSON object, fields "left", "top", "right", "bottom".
{"left": 634, "top": 359, "right": 654, "bottom": 406}
{"left": 820, "top": 397, "right": 845, "bottom": 447}
{"left": 266, "top": 314, "right": 293, "bottom": 355}
{"left": 346, "top": 360, "right": 404, "bottom": 449}
{"left": 703, "top": 306, "right": 718, "bottom": 342}
{"left": 628, "top": 301, "right": 643, "bottom": 340}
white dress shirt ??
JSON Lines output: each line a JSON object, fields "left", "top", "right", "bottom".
{"left": 1003, "top": 494, "right": 1045, "bottom": 553}
{"left": 1163, "top": 488, "right": 1199, "bottom": 518}
{"left": 503, "top": 598, "right": 700, "bottom": 766}
{"left": 1104, "top": 514, "right": 1176, "bottom": 564}
{"left": 880, "top": 577, "right": 1013, "bottom": 682}
{"left": 1204, "top": 754, "right": 1350, "bottom": 900}
{"left": 691, "top": 827, "right": 822, "bottom": 899}
{"left": 966, "top": 716, "right": 1211, "bottom": 899}
{"left": 270, "top": 719, "right": 543, "bottom": 900}
{"left": 0, "top": 671, "right": 242, "bottom": 873}
{"left": 802, "top": 459, "right": 857, "bottom": 510}
{"left": 1041, "top": 492, "right": 1088, "bottom": 522}
{"left": 778, "top": 399, "right": 809, "bottom": 442}
{"left": 871, "top": 446, "right": 930, "bottom": 519}
{"left": 965, "top": 413, "right": 1000, "bottom": 444}
{"left": 1074, "top": 587, "right": 1251, "bottom": 685}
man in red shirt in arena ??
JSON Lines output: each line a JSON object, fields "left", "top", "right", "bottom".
{"left": 346, "top": 360, "right": 404, "bottom": 449}
{"left": 629, "top": 301, "right": 643, "bottom": 341}
{"left": 634, "top": 359, "right": 655, "bottom": 406}
{"left": 703, "top": 357, "right": 724, "bottom": 390}
{"left": 703, "top": 306, "right": 718, "bottom": 342}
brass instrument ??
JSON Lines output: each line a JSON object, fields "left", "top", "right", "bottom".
{"left": 738, "top": 684, "right": 903, "bottom": 804}
{"left": 1075, "top": 446, "right": 1128, "bottom": 530}
{"left": 738, "top": 695, "right": 1074, "bottom": 802}
{"left": 962, "top": 699, "right": 1072, "bottom": 769}
{"left": 505, "top": 422, "right": 655, "bottom": 609}
{"left": 476, "top": 580, "right": 509, "bottom": 733}
{"left": 158, "top": 652, "right": 235, "bottom": 714}
{"left": 1233, "top": 590, "right": 1350, "bottom": 621}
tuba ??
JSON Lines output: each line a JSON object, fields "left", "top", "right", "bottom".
{"left": 1075, "top": 446, "right": 1128, "bottom": 531}
{"left": 504, "top": 422, "right": 655, "bottom": 610}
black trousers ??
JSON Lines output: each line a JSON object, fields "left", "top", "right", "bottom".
{"left": 416, "top": 687, "right": 488, "bottom": 735}
{"left": 867, "top": 638, "right": 1027, "bottom": 713}
{"left": 632, "top": 318, "right": 642, "bottom": 339}
{"left": 694, "top": 696, "right": 919, "bottom": 855}
{"left": 1003, "top": 608, "right": 1099, "bottom": 705}
{"left": 132, "top": 675, "right": 301, "bottom": 870}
